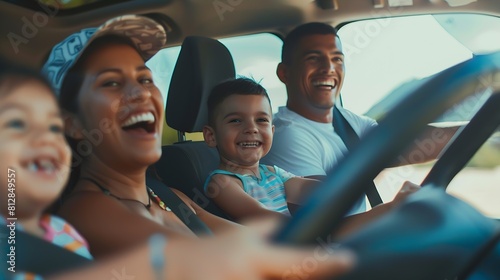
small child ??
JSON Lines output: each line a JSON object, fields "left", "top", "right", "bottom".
{"left": 0, "top": 60, "right": 92, "bottom": 279}
{"left": 203, "top": 77, "right": 318, "bottom": 221}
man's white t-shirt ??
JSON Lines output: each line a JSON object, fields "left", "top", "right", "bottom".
{"left": 261, "top": 106, "right": 378, "bottom": 215}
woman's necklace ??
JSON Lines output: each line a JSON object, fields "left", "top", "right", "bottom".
{"left": 148, "top": 188, "right": 172, "bottom": 211}
{"left": 80, "top": 177, "right": 152, "bottom": 210}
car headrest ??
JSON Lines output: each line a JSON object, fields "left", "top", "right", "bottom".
{"left": 166, "top": 36, "right": 236, "bottom": 133}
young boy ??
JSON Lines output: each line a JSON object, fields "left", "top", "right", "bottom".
{"left": 203, "top": 77, "right": 319, "bottom": 221}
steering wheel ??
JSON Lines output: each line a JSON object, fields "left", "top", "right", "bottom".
{"left": 273, "top": 52, "right": 500, "bottom": 279}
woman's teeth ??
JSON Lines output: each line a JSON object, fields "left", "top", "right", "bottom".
{"left": 122, "top": 112, "right": 155, "bottom": 128}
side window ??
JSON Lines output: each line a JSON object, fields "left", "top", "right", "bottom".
{"left": 147, "top": 47, "right": 182, "bottom": 144}
{"left": 146, "top": 47, "right": 181, "bottom": 109}
{"left": 338, "top": 14, "right": 500, "bottom": 217}
{"left": 219, "top": 33, "right": 285, "bottom": 113}
{"left": 147, "top": 33, "right": 285, "bottom": 143}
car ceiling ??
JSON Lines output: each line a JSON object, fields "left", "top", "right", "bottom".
{"left": 1, "top": 0, "right": 499, "bottom": 70}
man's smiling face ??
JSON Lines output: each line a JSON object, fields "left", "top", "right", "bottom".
{"left": 281, "top": 34, "right": 345, "bottom": 120}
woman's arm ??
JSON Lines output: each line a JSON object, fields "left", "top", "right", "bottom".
{"left": 49, "top": 218, "right": 355, "bottom": 280}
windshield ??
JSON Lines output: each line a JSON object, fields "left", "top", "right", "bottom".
{"left": 337, "top": 13, "right": 500, "bottom": 218}
{"left": 433, "top": 13, "right": 500, "bottom": 55}
{"left": 339, "top": 13, "right": 500, "bottom": 118}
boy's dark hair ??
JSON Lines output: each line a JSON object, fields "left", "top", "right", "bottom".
{"left": 207, "top": 77, "right": 271, "bottom": 127}
{"left": 281, "top": 22, "right": 339, "bottom": 64}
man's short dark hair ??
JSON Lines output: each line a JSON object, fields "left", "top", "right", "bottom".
{"left": 281, "top": 22, "right": 339, "bottom": 64}
{"left": 207, "top": 77, "right": 271, "bottom": 127}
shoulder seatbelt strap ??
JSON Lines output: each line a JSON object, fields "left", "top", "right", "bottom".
{"left": 146, "top": 175, "right": 213, "bottom": 236}
{"left": 332, "top": 105, "right": 383, "bottom": 207}
{"left": 14, "top": 229, "right": 92, "bottom": 276}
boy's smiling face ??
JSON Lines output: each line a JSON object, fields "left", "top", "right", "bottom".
{"left": 205, "top": 94, "right": 274, "bottom": 168}
{"left": 0, "top": 80, "right": 71, "bottom": 218}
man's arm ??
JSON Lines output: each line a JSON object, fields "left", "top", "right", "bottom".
{"left": 283, "top": 177, "right": 320, "bottom": 205}
{"left": 283, "top": 176, "right": 320, "bottom": 215}
{"left": 283, "top": 179, "right": 421, "bottom": 238}
{"left": 334, "top": 181, "right": 421, "bottom": 239}
{"left": 390, "top": 124, "right": 462, "bottom": 167}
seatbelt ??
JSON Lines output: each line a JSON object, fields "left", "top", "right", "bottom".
{"left": 332, "top": 105, "right": 383, "bottom": 207}
{"left": 146, "top": 175, "right": 213, "bottom": 236}
{"left": 15, "top": 229, "right": 92, "bottom": 276}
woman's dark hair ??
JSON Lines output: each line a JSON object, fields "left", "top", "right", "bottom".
{"left": 207, "top": 77, "right": 271, "bottom": 127}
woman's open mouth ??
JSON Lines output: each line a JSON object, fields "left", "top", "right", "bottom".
{"left": 121, "top": 111, "right": 157, "bottom": 136}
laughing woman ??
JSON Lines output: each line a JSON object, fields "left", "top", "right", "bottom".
{"left": 42, "top": 15, "right": 242, "bottom": 257}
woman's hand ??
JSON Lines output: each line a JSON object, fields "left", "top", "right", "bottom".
{"left": 168, "top": 217, "right": 355, "bottom": 280}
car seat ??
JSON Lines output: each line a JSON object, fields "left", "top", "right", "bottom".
{"left": 153, "top": 36, "right": 236, "bottom": 219}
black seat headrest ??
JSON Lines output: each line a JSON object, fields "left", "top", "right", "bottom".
{"left": 166, "top": 36, "right": 236, "bottom": 133}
